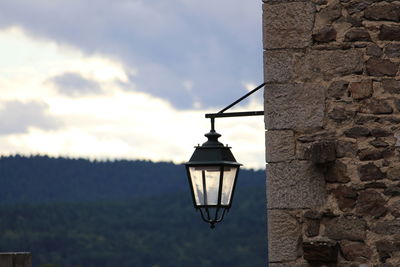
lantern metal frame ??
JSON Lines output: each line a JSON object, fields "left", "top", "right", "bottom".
{"left": 185, "top": 82, "right": 265, "bottom": 228}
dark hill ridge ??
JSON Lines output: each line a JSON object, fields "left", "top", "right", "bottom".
{"left": 0, "top": 155, "right": 264, "bottom": 203}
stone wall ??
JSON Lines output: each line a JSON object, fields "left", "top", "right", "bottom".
{"left": 263, "top": 0, "right": 400, "bottom": 265}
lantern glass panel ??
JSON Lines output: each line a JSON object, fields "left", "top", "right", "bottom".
{"left": 221, "top": 166, "right": 238, "bottom": 205}
{"left": 189, "top": 166, "right": 221, "bottom": 206}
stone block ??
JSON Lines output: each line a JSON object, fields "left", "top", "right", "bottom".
{"left": 310, "top": 140, "right": 336, "bottom": 164}
{"left": 265, "top": 130, "right": 295, "bottom": 162}
{"left": 348, "top": 80, "right": 373, "bottom": 100}
{"left": 295, "top": 49, "right": 364, "bottom": 80}
{"left": 355, "top": 190, "right": 387, "bottom": 218}
{"left": 268, "top": 210, "right": 301, "bottom": 262}
{"left": 385, "top": 43, "right": 400, "bottom": 58}
{"left": 265, "top": 83, "right": 325, "bottom": 131}
{"left": 344, "top": 126, "right": 370, "bottom": 138}
{"left": 379, "top": 25, "right": 400, "bottom": 41}
{"left": 340, "top": 240, "right": 372, "bottom": 261}
{"left": 388, "top": 166, "right": 400, "bottom": 180}
{"left": 382, "top": 79, "right": 400, "bottom": 94}
{"left": 344, "top": 28, "right": 371, "bottom": 42}
{"left": 313, "top": 26, "right": 337, "bottom": 43}
{"left": 366, "top": 58, "right": 399, "bottom": 77}
{"left": 361, "top": 99, "right": 394, "bottom": 114}
{"left": 324, "top": 216, "right": 367, "bottom": 241}
{"left": 371, "top": 220, "right": 400, "bottom": 235}
{"left": 263, "top": 2, "right": 314, "bottom": 49}
{"left": 327, "top": 80, "right": 349, "bottom": 100}
{"left": 303, "top": 241, "right": 338, "bottom": 263}
{"left": 267, "top": 161, "right": 326, "bottom": 209}
{"left": 364, "top": 3, "right": 400, "bottom": 21}
{"left": 358, "top": 163, "right": 386, "bottom": 181}
{"left": 264, "top": 50, "right": 294, "bottom": 83}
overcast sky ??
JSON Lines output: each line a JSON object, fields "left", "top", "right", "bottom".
{"left": 0, "top": 0, "right": 265, "bottom": 169}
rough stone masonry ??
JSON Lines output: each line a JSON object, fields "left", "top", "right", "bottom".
{"left": 263, "top": 0, "right": 400, "bottom": 265}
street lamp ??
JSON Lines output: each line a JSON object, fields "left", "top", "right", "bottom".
{"left": 184, "top": 82, "right": 265, "bottom": 228}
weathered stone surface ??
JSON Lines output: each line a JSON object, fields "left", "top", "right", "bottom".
{"left": 325, "top": 160, "right": 351, "bottom": 183}
{"left": 366, "top": 58, "right": 399, "bottom": 77}
{"left": 316, "top": 4, "right": 342, "bottom": 24}
{"left": 265, "top": 130, "right": 295, "bottom": 162}
{"left": 325, "top": 216, "right": 367, "bottom": 241}
{"left": 268, "top": 210, "right": 301, "bottom": 262}
{"left": 355, "top": 190, "right": 387, "bottom": 218}
{"left": 344, "top": 126, "right": 370, "bottom": 138}
{"left": 336, "top": 140, "right": 357, "bottom": 157}
{"left": 340, "top": 240, "right": 372, "bottom": 261}
{"left": 387, "top": 166, "right": 400, "bottom": 180}
{"left": 329, "top": 107, "right": 355, "bottom": 122}
{"left": 332, "top": 185, "right": 358, "bottom": 211}
{"left": 263, "top": 2, "right": 315, "bottom": 49}
{"left": 364, "top": 3, "right": 400, "bottom": 21}
{"left": 327, "top": 80, "right": 349, "bottom": 99}
{"left": 265, "top": 83, "right": 325, "bottom": 130}
{"left": 366, "top": 43, "right": 383, "bottom": 57}
{"left": 370, "top": 139, "right": 389, "bottom": 148}
{"left": 344, "top": 28, "right": 371, "bottom": 42}
{"left": 385, "top": 43, "right": 400, "bottom": 58}
{"left": 348, "top": 80, "right": 373, "bottom": 100}
{"left": 310, "top": 140, "right": 336, "bottom": 164}
{"left": 303, "top": 241, "right": 339, "bottom": 262}
{"left": 264, "top": 50, "right": 294, "bottom": 83}
{"left": 372, "top": 220, "right": 400, "bottom": 235}
{"left": 365, "top": 182, "right": 387, "bottom": 189}
{"left": 371, "top": 128, "right": 391, "bottom": 137}
{"left": 358, "top": 162, "right": 386, "bottom": 181}
{"left": 362, "top": 99, "right": 394, "bottom": 114}
{"left": 358, "top": 148, "right": 384, "bottom": 161}
{"left": 396, "top": 99, "right": 400, "bottom": 111}
{"left": 313, "top": 26, "right": 337, "bottom": 43}
{"left": 296, "top": 49, "right": 364, "bottom": 80}
{"left": 382, "top": 79, "right": 400, "bottom": 94}
{"left": 267, "top": 161, "right": 326, "bottom": 209}
{"left": 379, "top": 24, "right": 400, "bottom": 41}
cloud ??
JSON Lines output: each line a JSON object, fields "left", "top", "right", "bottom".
{"left": 49, "top": 72, "right": 102, "bottom": 97}
{"left": 0, "top": 101, "right": 61, "bottom": 135}
{"left": 0, "top": 0, "right": 263, "bottom": 109}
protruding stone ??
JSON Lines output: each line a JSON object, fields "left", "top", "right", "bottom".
{"left": 344, "top": 28, "right": 371, "bottom": 42}
{"left": 325, "top": 216, "right": 367, "bottom": 241}
{"left": 358, "top": 163, "right": 386, "bottom": 181}
{"left": 263, "top": 2, "right": 315, "bottom": 49}
{"left": 268, "top": 210, "right": 301, "bottom": 262}
{"left": 340, "top": 240, "right": 372, "bottom": 261}
{"left": 344, "top": 126, "right": 370, "bottom": 138}
{"left": 266, "top": 130, "right": 295, "bottom": 162}
{"left": 389, "top": 200, "right": 400, "bottom": 217}
{"left": 364, "top": 3, "right": 400, "bottom": 21}
{"left": 267, "top": 161, "right": 326, "bottom": 209}
{"left": 346, "top": 0, "right": 372, "bottom": 14}
{"left": 366, "top": 58, "right": 399, "bottom": 77}
{"left": 310, "top": 140, "right": 336, "bottom": 164}
{"left": 355, "top": 190, "right": 387, "bottom": 218}
{"left": 379, "top": 25, "right": 400, "bottom": 41}
{"left": 348, "top": 80, "right": 373, "bottom": 99}
{"left": 313, "top": 26, "right": 337, "bottom": 43}
{"left": 303, "top": 241, "right": 339, "bottom": 263}
{"left": 304, "top": 218, "right": 320, "bottom": 237}
{"left": 325, "top": 160, "right": 351, "bottom": 183}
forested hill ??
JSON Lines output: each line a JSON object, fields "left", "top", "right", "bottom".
{"left": 0, "top": 155, "right": 264, "bottom": 203}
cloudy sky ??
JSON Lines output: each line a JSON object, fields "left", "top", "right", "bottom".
{"left": 0, "top": 0, "right": 265, "bottom": 169}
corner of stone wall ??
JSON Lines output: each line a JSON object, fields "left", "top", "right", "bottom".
{"left": 263, "top": 0, "right": 400, "bottom": 265}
